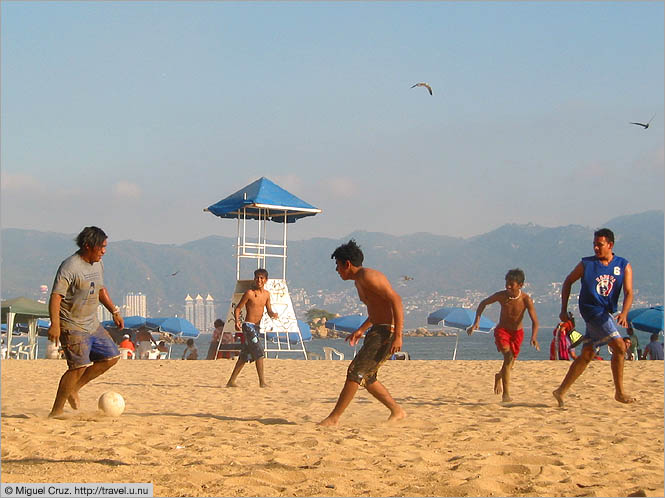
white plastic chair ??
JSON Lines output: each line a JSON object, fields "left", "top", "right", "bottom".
{"left": 16, "top": 343, "right": 35, "bottom": 360}
{"left": 118, "top": 347, "right": 134, "bottom": 359}
{"left": 322, "top": 346, "right": 344, "bottom": 360}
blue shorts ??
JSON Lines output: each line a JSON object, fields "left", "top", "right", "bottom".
{"left": 582, "top": 313, "right": 621, "bottom": 349}
{"left": 240, "top": 323, "right": 264, "bottom": 363}
{"left": 60, "top": 324, "right": 120, "bottom": 370}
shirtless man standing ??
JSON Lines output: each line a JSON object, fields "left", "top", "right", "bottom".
{"left": 319, "top": 240, "right": 406, "bottom": 426}
{"left": 467, "top": 268, "right": 539, "bottom": 402}
{"left": 226, "top": 269, "right": 278, "bottom": 388}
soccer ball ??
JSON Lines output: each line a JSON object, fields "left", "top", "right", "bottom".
{"left": 98, "top": 391, "right": 125, "bottom": 417}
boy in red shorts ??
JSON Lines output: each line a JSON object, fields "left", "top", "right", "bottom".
{"left": 467, "top": 268, "right": 539, "bottom": 402}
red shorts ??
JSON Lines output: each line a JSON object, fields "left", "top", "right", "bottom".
{"left": 494, "top": 327, "right": 524, "bottom": 358}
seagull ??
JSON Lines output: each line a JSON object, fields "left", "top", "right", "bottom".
{"left": 411, "top": 82, "right": 433, "bottom": 95}
{"left": 169, "top": 271, "right": 179, "bottom": 277}
{"left": 630, "top": 113, "right": 656, "bottom": 129}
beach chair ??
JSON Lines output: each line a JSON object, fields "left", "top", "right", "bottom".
{"left": 322, "top": 346, "right": 344, "bottom": 360}
{"left": 16, "top": 343, "right": 35, "bottom": 360}
{"left": 146, "top": 349, "right": 162, "bottom": 359}
{"left": 118, "top": 348, "right": 134, "bottom": 359}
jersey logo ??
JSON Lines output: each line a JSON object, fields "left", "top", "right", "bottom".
{"left": 595, "top": 275, "right": 615, "bottom": 297}
{"left": 613, "top": 266, "right": 621, "bottom": 276}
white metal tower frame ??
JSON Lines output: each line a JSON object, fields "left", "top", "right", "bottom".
{"left": 216, "top": 204, "right": 312, "bottom": 359}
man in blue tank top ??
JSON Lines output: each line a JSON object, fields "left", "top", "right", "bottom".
{"left": 553, "top": 228, "right": 635, "bottom": 407}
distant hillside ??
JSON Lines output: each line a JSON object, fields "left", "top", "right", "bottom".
{"left": 2, "top": 210, "right": 662, "bottom": 315}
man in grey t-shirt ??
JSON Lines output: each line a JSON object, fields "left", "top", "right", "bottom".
{"left": 48, "top": 226, "right": 125, "bottom": 418}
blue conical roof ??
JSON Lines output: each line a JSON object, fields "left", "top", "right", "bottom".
{"left": 205, "top": 177, "right": 321, "bottom": 223}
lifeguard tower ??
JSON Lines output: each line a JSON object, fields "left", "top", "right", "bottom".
{"left": 204, "top": 177, "right": 321, "bottom": 359}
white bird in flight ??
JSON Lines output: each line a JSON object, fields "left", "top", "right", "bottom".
{"left": 411, "top": 82, "right": 433, "bottom": 95}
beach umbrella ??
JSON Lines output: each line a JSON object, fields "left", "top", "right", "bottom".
{"left": 325, "top": 315, "right": 368, "bottom": 333}
{"left": 102, "top": 315, "right": 147, "bottom": 330}
{"left": 627, "top": 306, "right": 664, "bottom": 334}
{"left": 146, "top": 317, "right": 200, "bottom": 338}
{"left": 427, "top": 307, "right": 496, "bottom": 360}
{"left": 427, "top": 307, "right": 495, "bottom": 332}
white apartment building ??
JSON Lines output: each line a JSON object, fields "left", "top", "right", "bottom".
{"left": 184, "top": 293, "right": 216, "bottom": 333}
{"left": 97, "top": 305, "right": 112, "bottom": 323}
{"left": 123, "top": 292, "right": 147, "bottom": 317}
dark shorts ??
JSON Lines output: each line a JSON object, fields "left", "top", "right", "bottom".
{"left": 347, "top": 324, "right": 394, "bottom": 387}
{"left": 240, "top": 323, "right": 264, "bottom": 363}
{"left": 60, "top": 324, "right": 120, "bottom": 370}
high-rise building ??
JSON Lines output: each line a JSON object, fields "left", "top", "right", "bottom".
{"left": 97, "top": 305, "right": 112, "bottom": 323}
{"left": 184, "top": 294, "right": 194, "bottom": 324}
{"left": 184, "top": 293, "right": 216, "bottom": 332}
{"left": 38, "top": 284, "right": 49, "bottom": 304}
{"left": 205, "top": 294, "right": 216, "bottom": 333}
{"left": 194, "top": 294, "right": 205, "bottom": 332}
{"left": 123, "top": 292, "right": 147, "bottom": 317}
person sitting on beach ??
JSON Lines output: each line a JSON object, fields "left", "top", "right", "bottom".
{"left": 623, "top": 337, "right": 635, "bottom": 361}
{"left": 226, "top": 269, "right": 278, "bottom": 388}
{"left": 156, "top": 341, "right": 169, "bottom": 354}
{"left": 136, "top": 328, "right": 157, "bottom": 360}
{"left": 182, "top": 338, "right": 198, "bottom": 360}
{"left": 467, "top": 268, "right": 540, "bottom": 403}
{"left": 641, "top": 333, "right": 663, "bottom": 360}
{"left": 319, "top": 239, "right": 406, "bottom": 426}
{"left": 626, "top": 326, "right": 640, "bottom": 361}
{"left": 206, "top": 319, "right": 225, "bottom": 360}
{"left": 118, "top": 334, "right": 135, "bottom": 359}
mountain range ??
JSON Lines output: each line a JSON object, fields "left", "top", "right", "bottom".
{"left": 2, "top": 210, "right": 662, "bottom": 317}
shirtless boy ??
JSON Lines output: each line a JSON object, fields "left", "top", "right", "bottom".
{"left": 226, "top": 269, "right": 278, "bottom": 388}
{"left": 467, "top": 268, "right": 539, "bottom": 402}
{"left": 319, "top": 240, "right": 406, "bottom": 426}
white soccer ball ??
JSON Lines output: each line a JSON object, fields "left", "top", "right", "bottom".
{"left": 98, "top": 391, "right": 125, "bottom": 417}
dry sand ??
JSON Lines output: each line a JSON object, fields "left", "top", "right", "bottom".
{"left": 1, "top": 358, "right": 663, "bottom": 497}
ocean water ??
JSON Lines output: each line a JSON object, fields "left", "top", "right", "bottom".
{"left": 21, "top": 327, "right": 650, "bottom": 362}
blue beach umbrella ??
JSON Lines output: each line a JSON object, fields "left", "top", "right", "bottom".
{"left": 146, "top": 317, "right": 200, "bottom": 338}
{"left": 427, "top": 307, "right": 495, "bottom": 332}
{"left": 427, "top": 307, "right": 496, "bottom": 360}
{"left": 102, "top": 315, "right": 147, "bottom": 330}
{"left": 325, "top": 315, "right": 368, "bottom": 333}
{"left": 627, "top": 306, "right": 664, "bottom": 334}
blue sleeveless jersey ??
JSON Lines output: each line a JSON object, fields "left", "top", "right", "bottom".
{"left": 578, "top": 255, "right": 628, "bottom": 322}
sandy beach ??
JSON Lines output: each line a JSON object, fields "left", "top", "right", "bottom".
{"left": 1, "top": 358, "right": 663, "bottom": 497}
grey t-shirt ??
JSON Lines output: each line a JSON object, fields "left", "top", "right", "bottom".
{"left": 52, "top": 253, "right": 104, "bottom": 334}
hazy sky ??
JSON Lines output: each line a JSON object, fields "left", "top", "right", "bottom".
{"left": 2, "top": 2, "right": 663, "bottom": 244}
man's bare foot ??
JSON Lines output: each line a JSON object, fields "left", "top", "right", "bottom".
{"left": 553, "top": 389, "right": 564, "bottom": 408}
{"left": 259, "top": 383, "right": 269, "bottom": 388}
{"left": 67, "top": 392, "right": 80, "bottom": 410}
{"left": 494, "top": 373, "right": 502, "bottom": 395}
{"left": 615, "top": 393, "right": 636, "bottom": 404}
{"left": 318, "top": 416, "right": 339, "bottom": 427}
{"left": 226, "top": 382, "right": 238, "bottom": 388}
{"left": 501, "top": 394, "right": 513, "bottom": 403}
{"left": 48, "top": 409, "right": 66, "bottom": 419}
{"left": 387, "top": 407, "right": 407, "bottom": 423}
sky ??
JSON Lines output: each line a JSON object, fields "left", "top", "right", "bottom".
{"left": 2, "top": 1, "right": 663, "bottom": 245}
